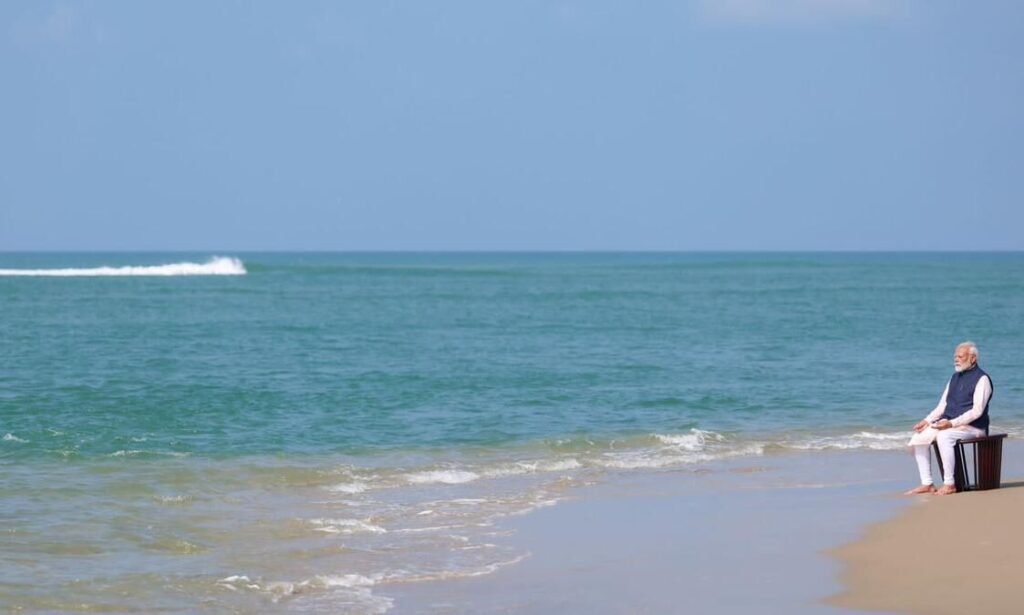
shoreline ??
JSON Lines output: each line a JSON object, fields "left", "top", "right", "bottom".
{"left": 380, "top": 449, "right": 913, "bottom": 614}
{"left": 7, "top": 442, "right": 1021, "bottom": 612}
{"left": 379, "top": 442, "right": 1024, "bottom": 614}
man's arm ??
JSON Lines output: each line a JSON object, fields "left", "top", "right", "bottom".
{"left": 949, "top": 375, "right": 992, "bottom": 428}
{"left": 922, "top": 382, "right": 950, "bottom": 424}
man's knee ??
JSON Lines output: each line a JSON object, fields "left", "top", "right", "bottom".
{"left": 936, "top": 431, "right": 961, "bottom": 448}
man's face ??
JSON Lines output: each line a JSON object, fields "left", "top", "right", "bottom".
{"left": 954, "top": 348, "right": 975, "bottom": 372}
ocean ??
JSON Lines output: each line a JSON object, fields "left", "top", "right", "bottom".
{"left": 2, "top": 252, "right": 1022, "bottom": 613}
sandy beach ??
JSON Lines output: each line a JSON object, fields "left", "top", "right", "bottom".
{"left": 382, "top": 449, "right": 912, "bottom": 614}
{"left": 829, "top": 476, "right": 1024, "bottom": 615}
{"left": 377, "top": 443, "right": 1024, "bottom": 614}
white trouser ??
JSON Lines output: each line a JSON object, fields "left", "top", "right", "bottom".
{"left": 913, "top": 425, "right": 986, "bottom": 486}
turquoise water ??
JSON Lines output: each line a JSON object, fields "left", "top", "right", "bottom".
{"left": 3, "top": 252, "right": 1023, "bottom": 612}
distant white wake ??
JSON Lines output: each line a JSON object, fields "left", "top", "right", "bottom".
{"left": 0, "top": 256, "right": 247, "bottom": 277}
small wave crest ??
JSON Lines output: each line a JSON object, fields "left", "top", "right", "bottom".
{"left": 397, "top": 554, "right": 530, "bottom": 582}
{"left": 3, "top": 433, "right": 29, "bottom": 443}
{"left": 1003, "top": 426, "right": 1024, "bottom": 439}
{"left": 309, "top": 518, "right": 387, "bottom": 535}
{"left": 109, "top": 450, "right": 191, "bottom": 458}
{"left": 597, "top": 429, "right": 764, "bottom": 469}
{"left": 154, "top": 495, "right": 193, "bottom": 505}
{"left": 481, "top": 458, "right": 583, "bottom": 479}
{"left": 654, "top": 429, "right": 725, "bottom": 450}
{"left": 0, "top": 256, "right": 246, "bottom": 277}
{"left": 404, "top": 470, "right": 481, "bottom": 485}
{"left": 596, "top": 444, "right": 767, "bottom": 470}
{"left": 326, "top": 482, "right": 369, "bottom": 494}
{"left": 783, "top": 431, "right": 909, "bottom": 451}
{"left": 216, "top": 574, "right": 391, "bottom": 611}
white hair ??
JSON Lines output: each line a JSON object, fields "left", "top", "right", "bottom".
{"left": 957, "top": 341, "right": 979, "bottom": 361}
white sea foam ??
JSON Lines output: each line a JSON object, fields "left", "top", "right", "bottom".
{"left": 405, "top": 470, "right": 480, "bottom": 485}
{"left": 109, "top": 449, "right": 190, "bottom": 458}
{"left": 217, "top": 574, "right": 260, "bottom": 590}
{"left": 0, "top": 256, "right": 246, "bottom": 277}
{"left": 597, "top": 441, "right": 765, "bottom": 470}
{"left": 3, "top": 433, "right": 28, "bottom": 443}
{"left": 326, "top": 482, "right": 369, "bottom": 494}
{"left": 155, "top": 495, "right": 192, "bottom": 504}
{"left": 216, "top": 573, "right": 391, "bottom": 611}
{"left": 397, "top": 554, "right": 530, "bottom": 583}
{"left": 598, "top": 452, "right": 710, "bottom": 470}
{"left": 504, "top": 497, "right": 561, "bottom": 517}
{"left": 392, "top": 524, "right": 477, "bottom": 534}
{"left": 543, "top": 458, "right": 583, "bottom": 472}
{"left": 482, "top": 458, "right": 582, "bottom": 479}
{"left": 309, "top": 518, "right": 387, "bottom": 534}
{"left": 312, "top": 574, "right": 380, "bottom": 588}
{"left": 784, "top": 431, "right": 909, "bottom": 451}
{"left": 654, "top": 429, "right": 725, "bottom": 450}
{"left": 1002, "top": 426, "right": 1024, "bottom": 439}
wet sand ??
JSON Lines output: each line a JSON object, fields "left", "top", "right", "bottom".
{"left": 381, "top": 449, "right": 913, "bottom": 614}
{"left": 381, "top": 442, "right": 1024, "bottom": 614}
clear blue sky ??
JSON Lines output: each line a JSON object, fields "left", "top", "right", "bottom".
{"left": 2, "top": 1, "right": 1022, "bottom": 251}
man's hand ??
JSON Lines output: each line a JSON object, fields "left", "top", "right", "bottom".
{"left": 913, "top": 420, "right": 929, "bottom": 433}
{"left": 933, "top": 419, "right": 952, "bottom": 430}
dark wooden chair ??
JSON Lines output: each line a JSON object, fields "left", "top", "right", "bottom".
{"left": 932, "top": 433, "right": 1007, "bottom": 492}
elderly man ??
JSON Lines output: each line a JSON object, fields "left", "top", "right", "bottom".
{"left": 906, "top": 341, "right": 993, "bottom": 496}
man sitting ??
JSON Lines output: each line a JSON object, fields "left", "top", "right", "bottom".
{"left": 906, "top": 341, "right": 993, "bottom": 496}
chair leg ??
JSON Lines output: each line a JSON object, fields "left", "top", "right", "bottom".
{"left": 954, "top": 441, "right": 969, "bottom": 492}
{"left": 931, "top": 441, "right": 945, "bottom": 486}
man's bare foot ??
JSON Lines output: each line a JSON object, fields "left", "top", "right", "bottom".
{"left": 935, "top": 485, "right": 957, "bottom": 496}
{"left": 904, "top": 484, "right": 937, "bottom": 495}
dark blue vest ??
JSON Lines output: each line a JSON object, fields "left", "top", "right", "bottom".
{"left": 941, "top": 365, "right": 992, "bottom": 433}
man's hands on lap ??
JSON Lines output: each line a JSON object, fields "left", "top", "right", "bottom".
{"left": 913, "top": 419, "right": 951, "bottom": 431}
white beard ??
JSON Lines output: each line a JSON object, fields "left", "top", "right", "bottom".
{"left": 954, "top": 362, "right": 973, "bottom": 373}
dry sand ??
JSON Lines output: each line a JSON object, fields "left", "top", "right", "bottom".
{"left": 828, "top": 480, "right": 1024, "bottom": 615}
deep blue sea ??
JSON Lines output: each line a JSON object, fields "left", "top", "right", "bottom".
{"left": 3, "top": 252, "right": 1023, "bottom": 612}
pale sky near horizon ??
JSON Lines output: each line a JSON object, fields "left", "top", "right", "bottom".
{"left": 1, "top": 1, "right": 1022, "bottom": 251}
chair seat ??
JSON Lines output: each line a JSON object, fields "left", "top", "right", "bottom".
{"left": 957, "top": 433, "right": 1007, "bottom": 446}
